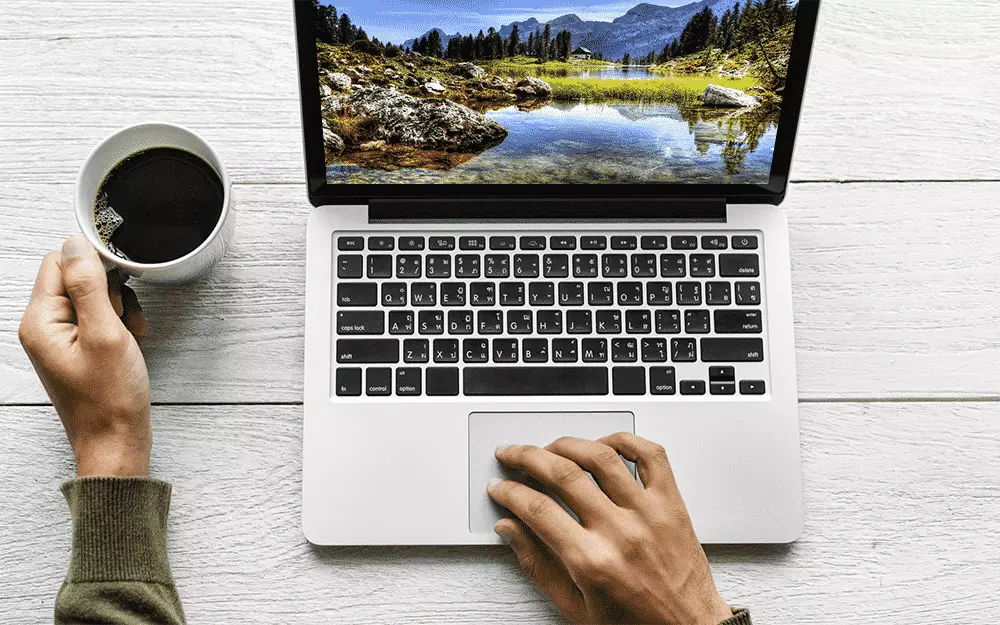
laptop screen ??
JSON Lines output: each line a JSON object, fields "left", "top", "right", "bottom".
{"left": 313, "top": 0, "right": 803, "bottom": 187}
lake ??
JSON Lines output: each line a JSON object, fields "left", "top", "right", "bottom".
{"left": 501, "top": 65, "right": 662, "bottom": 80}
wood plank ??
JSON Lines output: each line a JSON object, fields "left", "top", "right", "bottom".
{"left": 2, "top": 181, "right": 997, "bottom": 404}
{"left": 1, "top": 0, "right": 999, "bottom": 184}
{"left": 2, "top": 402, "right": 998, "bottom": 623}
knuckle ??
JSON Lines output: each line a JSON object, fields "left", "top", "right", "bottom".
{"left": 525, "top": 496, "right": 555, "bottom": 521}
{"left": 550, "top": 459, "right": 585, "bottom": 486}
{"left": 17, "top": 319, "right": 39, "bottom": 353}
{"left": 85, "top": 327, "right": 126, "bottom": 351}
{"left": 593, "top": 446, "right": 622, "bottom": 468}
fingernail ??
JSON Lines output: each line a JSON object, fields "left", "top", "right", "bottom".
{"left": 495, "top": 443, "right": 513, "bottom": 455}
{"left": 487, "top": 478, "right": 503, "bottom": 490}
{"left": 62, "top": 235, "right": 92, "bottom": 260}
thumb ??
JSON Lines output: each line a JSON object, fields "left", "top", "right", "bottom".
{"left": 60, "top": 236, "right": 120, "bottom": 335}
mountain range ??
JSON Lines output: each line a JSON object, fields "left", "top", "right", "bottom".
{"left": 403, "top": 0, "right": 737, "bottom": 60}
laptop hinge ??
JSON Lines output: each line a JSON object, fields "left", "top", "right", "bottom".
{"left": 368, "top": 198, "right": 726, "bottom": 223}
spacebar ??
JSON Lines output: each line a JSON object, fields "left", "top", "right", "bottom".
{"left": 463, "top": 367, "right": 609, "bottom": 396}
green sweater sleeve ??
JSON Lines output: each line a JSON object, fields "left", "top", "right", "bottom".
{"left": 56, "top": 477, "right": 185, "bottom": 625}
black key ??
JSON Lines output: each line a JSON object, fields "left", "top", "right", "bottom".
{"left": 626, "top": 310, "right": 651, "bottom": 334}
{"left": 603, "top": 254, "right": 628, "bottom": 278}
{"left": 580, "top": 235, "right": 607, "bottom": 250}
{"left": 710, "top": 366, "right": 736, "bottom": 394}
{"left": 701, "top": 338, "right": 764, "bottom": 362}
{"left": 429, "top": 236, "right": 456, "bottom": 251}
{"left": 559, "top": 282, "right": 585, "bottom": 306}
{"left": 613, "top": 367, "right": 646, "bottom": 395}
{"left": 478, "top": 310, "right": 504, "bottom": 335}
{"left": 470, "top": 282, "right": 496, "bottom": 307}
{"left": 706, "top": 282, "right": 732, "bottom": 306}
{"left": 336, "top": 311, "right": 385, "bottom": 335}
{"left": 490, "top": 236, "right": 516, "bottom": 251}
{"left": 655, "top": 310, "right": 681, "bottom": 334}
{"left": 641, "top": 338, "right": 668, "bottom": 363}
{"left": 647, "top": 282, "right": 673, "bottom": 306}
{"left": 460, "top": 236, "right": 486, "bottom": 251}
{"left": 427, "top": 367, "right": 460, "bottom": 396}
{"left": 701, "top": 235, "right": 728, "bottom": 250}
{"left": 523, "top": 339, "right": 549, "bottom": 363}
{"left": 611, "top": 338, "right": 638, "bottom": 363}
{"left": 689, "top": 254, "right": 716, "bottom": 278}
{"left": 671, "top": 338, "right": 697, "bottom": 362}
{"left": 720, "top": 254, "right": 760, "bottom": 278}
{"left": 567, "top": 310, "right": 593, "bottom": 334}
{"left": 543, "top": 254, "right": 570, "bottom": 278}
{"left": 335, "top": 368, "right": 362, "bottom": 396}
{"left": 425, "top": 255, "right": 452, "bottom": 278}
{"left": 337, "top": 283, "right": 377, "bottom": 307}
{"left": 388, "top": 310, "right": 414, "bottom": 335}
{"left": 485, "top": 254, "right": 510, "bottom": 278}
{"left": 596, "top": 310, "right": 622, "bottom": 334}
{"left": 520, "top": 236, "right": 546, "bottom": 251}
{"left": 573, "top": 254, "right": 599, "bottom": 278}
{"left": 529, "top": 282, "right": 555, "bottom": 306}
{"left": 499, "top": 282, "right": 525, "bottom": 306}
{"left": 631, "top": 254, "right": 657, "bottom": 278}
{"left": 368, "top": 236, "right": 395, "bottom": 251}
{"left": 455, "top": 255, "right": 481, "bottom": 278}
{"left": 418, "top": 310, "right": 444, "bottom": 335}
{"left": 715, "top": 310, "right": 763, "bottom": 334}
{"left": 441, "top": 282, "right": 466, "bottom": 306}
{"left": 611, "top": 236, "right": 637, "bottom": 250}
{"left": 448, "top": 310, "right": 474, "bottom": 334}
{"left": 433, "top": 338, "right": 459, "bottom": 363}
{"left": 680, "top": 380, "right": 706, "bottom": 395}
{"left": 740, "top": 380, "right": 767, "bottom": 395}
{"left": 736, "top": 282, "right": 761, "bottom": 306}
{"left": 464, "top": 338, "right": 489, "bottom": 363}
{"left": 582, "top": 338, "right": 608, "bottom": 363}
{"left": 366, "top": 368, "right": 392, "bottom": 396}
{"left": 337, "top": 236, "right": 364, "bottom": 251}
{"left": 395, "top": 367, "right": 422, "bottom": 396}
{"left": 677, "top": 282, "right": 702, "bottom": 306}
{"left": 411, "top": 283, "right": 437, "bottom": 307}
{"left": 399, "top": 236, "right": 425, "bottom": 251}
{"left": 381, "top": 283, "right": 406, "bottom": 306}
{"left": 660, "top": 254, "right": 686, "bottom": 278}
{"left": 617, "top": 282, "right": 643, "bottom": 306}
{"left": 367, "top": 255, "right": 393, "bottom": 278}
{"left": 397, "top": 255, "right": 422, "bottom": 279}
{"left": 550, "top": 236, "right": 576, "bottom": 250}
{"left": 403, "top": 338, "right": 429, "bottom": 363}
{"left": 552, "top": 339, "right": 579, "bottom": 363}
{"left": 650, "top": 367, "right": 676, "bottom": 395}
{"left": 671, "top": 236, "right": 697, "bottom": 250}
{"left": 537, "top": 310, "right": 563, "bottom": 335}
{"left": 336, "top": 339, "right": 399, "bottom": 364}
{"left": 492, "top": 338, "right": 519, "bottom": 363}
{"left": 514, "top": 254, "right": 540, "bottom": 278}
{"left": 641, "top": 235, "right": 668, "bottom": 250}
{"left": 337, "top": 255, "right": 363, "bottom": 279}
{"left": 684, "top": 310, "right": 711, "bottom": 334}
{"left": 463, "top": 367, "right": 609, "bottom": 396}
{"left": 588, "top": 282, "right": 614, "bottom": 306}
{"left": 732, "top": 235, "right": 759, "bottom": 250}
{"left": 507, "top": 310, "right": 533, "bottom": 334}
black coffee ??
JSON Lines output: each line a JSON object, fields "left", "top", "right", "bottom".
{"left": 94, "top": 147, "right": 224, "bottom": 264}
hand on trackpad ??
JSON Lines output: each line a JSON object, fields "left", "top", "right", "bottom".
{"left": 468, "top": 412, "right": 635, "bottom": 534}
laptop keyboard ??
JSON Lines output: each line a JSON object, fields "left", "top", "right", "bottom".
{"left": 332, "top": 233, "right": 768, "bottom": 398}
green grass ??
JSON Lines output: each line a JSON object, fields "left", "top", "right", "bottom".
{"left": 546, "top": 74, "right": 760, "bottom": 103}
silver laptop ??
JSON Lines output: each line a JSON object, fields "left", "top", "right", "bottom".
{"left": 297, "top": 0, "right": 819, "bottom": 545}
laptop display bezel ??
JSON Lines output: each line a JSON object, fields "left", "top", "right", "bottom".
{"left": 294, "top": 0, "right": 820, "bottom": 208}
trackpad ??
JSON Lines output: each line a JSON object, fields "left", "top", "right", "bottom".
{"left": 468, "top": 412, "right": 635, "bottom": 534}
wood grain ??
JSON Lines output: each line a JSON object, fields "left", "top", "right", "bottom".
{"left": 2, "top": 402, "right": 998, "bottom": 624}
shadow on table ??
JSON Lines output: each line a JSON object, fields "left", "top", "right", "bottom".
{"left": 704, "top": 543, "right": 793, "bottom": 564}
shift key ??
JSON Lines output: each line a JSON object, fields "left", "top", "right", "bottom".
{"left": 700, "top": 338, "right": 764, "bottom": 362}
{"left": 337, "top": 283, "right": 377, "bottom": 307}
{"left": 336, "top": 339, "right": 399, "bottom": 363}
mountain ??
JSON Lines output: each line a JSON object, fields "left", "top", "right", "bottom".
{"left": 401, "top": 28, "right": 464, "bottom": 51}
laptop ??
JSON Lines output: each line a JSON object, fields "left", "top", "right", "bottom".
{"left": 297, "top": 0, "right": 819, "bottom": 545}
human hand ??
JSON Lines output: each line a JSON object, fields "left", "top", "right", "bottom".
{"left": 19, "top": 235, "right": 152, "bottom": 477}
{"left": 488, "top": 433, "right": 733, "bottom": 625}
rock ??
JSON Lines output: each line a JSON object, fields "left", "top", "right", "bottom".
{"left": 700, "top": 84, "right": 760, "bottom": 108}
{"left": 405, "top": 75, "right": 421, "bottom": 87}
{"left": 747, "top": 85, "right": 766, "bottom": 95}
{"left": 322, "top": 121, "right": 345, "bottom": 155}
{"left": 320, "top": 84, "right": 333, "bottom": 99}
{"left": 328, "top": 72, "right": 352, "bottom": 92}
{"left": 423, "top": 80, "right": 446, "bottom": 94}
{"left": 357, "top": 65, "right": 371, "bottom": 74}
{"left": 345, "top": 68, "right": 364, "bottom": 81}
{"left": 453, "top": 62, "right": 486, "bottom": 79}
{"left": 335, "top": 86, "right": 508, "bottom": 153}
{"left": 489, "top": 76, "right": 512, "bottom": 92}
{"left": 358, "top": 140, "right": 387, "bottom": 151}
{"left": 403, "top": 62, "right": 415, "bottom": 70}
{"left": 514, "top": 76, "right": 552, "bottom": 99}
{"left": 384, "top": 68, "right": 399, "bottom": 79}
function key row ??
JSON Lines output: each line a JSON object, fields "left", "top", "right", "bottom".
{"left": 337, "top": 235, "right": 759, "bottom": 253}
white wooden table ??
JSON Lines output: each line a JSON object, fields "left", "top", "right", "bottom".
{"left": 3, "top": 1, "right": 1000, "bottom": 622}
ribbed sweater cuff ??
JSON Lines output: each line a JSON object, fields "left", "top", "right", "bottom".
{"left": 61, "top": 477, "right": 173, "bottom": 584}
{"left": 721, "top": 608, "right": 752, "bottom": 625}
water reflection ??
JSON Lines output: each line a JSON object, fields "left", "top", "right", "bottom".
{"left": 500, "top": 66, "right": 661, "bottom": 80}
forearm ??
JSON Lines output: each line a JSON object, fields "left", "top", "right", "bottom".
{"left": 56, "top": 477, "right": 185, "bottom": 625}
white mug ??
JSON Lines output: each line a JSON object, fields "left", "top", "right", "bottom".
{"left": 75, "top": 123, "right": 234, "bottom": 284}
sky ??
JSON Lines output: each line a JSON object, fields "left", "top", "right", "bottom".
{"left": 321, "top": 0, "right": 700, "bottom": 44}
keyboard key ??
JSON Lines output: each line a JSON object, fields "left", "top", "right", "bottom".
{"left": 523, "top": 339, "right": 549, "bottom": 363}
{"left": 611, "top": 236, "right": 637, "bottom": 250}
{"left": 470, "top": 282, "right": 496, "bottom": 306}
{"left": 441, "top": 282, "right": 466, "bottom": 306}
{"left": 671, "top": 236, "right": 697, "bottom": 250}
{"left": 335, "top": 368, "right": 362, "bottom": 396}
{"left": 381, "top": 283, "right": 406, "bottom": 306}
{"left": 455, "top": 255, "right": 481, "bottom": 278}
{"left": 367, "top": 255, "right": 393, "bottom": 278}
{"left": 337, "top": 283, "right": 377, "bottom": 307}
{"left": 617, "top": 282, "right": 643, "bottom": 306}
{"left": 433, "top": 339, "right": 459, "bottom": 363}
{"left": 552, "top": 339, "right": 579, "bottom": 363}
{"left": 520, "top": 236, "right": 546, "bottom": 250}
{"left": 631, "top": 254, "right": 657, "bottom": 278}
{"left": 559, "top": 282, "right": 585, "bottom": 306}
{"left": 490, "top": 236, "right": 516, "bottom": 251}
{"left": 399, "top": 236, "right": 425, "bottom": 251}
{"left": 537, "top": 310, "right": 563, "bottom": 335}
{"left": 425, "top": 255, "right": 452, "bottom": 278}
{"left": 499, "top": 282, "right": 525, "bottom": 306}
{"left": 368, "top": 236, "right": 395, "bottom": 251}
{"left": 588, "top": 282, "right": 614, "bottom": 306}
{"left": 625, "top": 310, "right": 651, "bottom": 334}
{"left": 684, "top": 310, "right": 711, "bottom": 334}
{"left": 460, "top": 236, "right": 486, "bottom": 251}
{"left": 677, "top": 282, "right": 702, "bottom": 306}
{"left": 641, "top": 235, "right": 668, "bottom": 250}
{"left": 650, "top": 367, "right": 676, "bottom": 395}
{"left": 492, "top": 338, "right": 519, "bottom": 363}
{"left": 574, "top": 254, "right": 599, "bottom": 278}
{"left": 660, "top": 254, "right": 686, "bottom": 278}
{"left": 567, "top": 310, "right": 593, "bottom": 334}
{"left": 701, "top": 338, "right": 764, "bottom": 362}
{"left": 337, "top": 255, "right": 363, "bottom": 279}
{"left": 736, "top": 282, "right": 762, "bottom": 306}
{"left": 680, "top": 380, "right": 706, "bottom": 395}
{"left": 581, "top": 235, "right": 607, "bottom": 250}
{"left": 582, "top": 338, "right": 608, "bottom": 362}
{"left": 655, "top": 310, "right": 681, "bottom": 334}
{"left": 485, "top": 254, "right": 511, "bottom": 278}
{"left": 613, "top": 367, "right": 646, "bottom": 395}
{"left": 507, "top": 310, "right": 533, "bottom": 334}
{"left": 550, "top": 236, "right": 576, "bottom": 250}
{"left": 715, "top": 310, "right": 763, "bottom": 334}
{"left": 611, "top": 338, "right": 638, "bottom": 363}
{"left": 464, "top": 367, "right": 609, "bottom": 396}
{"left": 397, "top": 255, "right": 422, "bottom": 279}
{"left": 395, "top": 367, "right": 422, "bottom": 396}
{"left": 336, "top": 311, "right": 385, "bottom": 335}
{"left": 689, "top": 254, "right": 716, "bottom": 278}
{"left": 429, "top": 236, "right": 456, "bottom": 251}
{"left": 464, "top": 338, "right": 489, "bottom": 363}
{"left": 732, "top": 235, "right": 759, "bottom": 250}
{"left": 709, "top": 366, "right": 736, "bottom": 395}
{"left": 706, "top": 282, "right": 732, "bottom": 306}
{"left": 337, "top": 236, "right": 364, "bottom": 251}
{"left": 641, "top": 338, "right": 668, "bottom": 363}
{"left": 596, "top": 310, "right": 622, "bottom": 334}
{"left": 427, "top": 367, "right": 460, "bottom": 396}
{"left": 671, "top": 338, "right": 697, "bottom": 362}
{"left": 388, "top": 311, "right": 414, "bottom": 335}
{"left": 477, "top": 310, "right": 504, "bottom": 334}
{"left": 602, "top": 254, "right": 628, "bottom": 278}
{"left": 647, "top": 282, "right": 673, "bottom": 306}
{"left": 411, "top": 283, "right": 436, "bottom": 307}
{"left": 529, "top": 282, "right": 555, "bottom": 306}
{"left": 740, "top": 380, "right": 767, "bottom": 395}
{"left": 448, "top": 310, "right": 474, "bottom": 334}
{"left": 720, "top": 254, "right": 760, "bottom": 278}
{"left": 543, "top": 254, "right": 569, "bottom": 278}
{"left": 366, "top": 368, "right": 392, "bottom": 396}
{"left": 403, "top": 339, "right": 429, "bottom": 363}
{"left": 514, "top": 254, "right": 540, "bottom": 278}
{"left": 418, "top": 310, "right": 444, "bottom": 335}
{"left": 701, "top": 236, "right": 728, "bottom": 250}
{"left": 336, "top": 339, "right": 399, "bottom": 364}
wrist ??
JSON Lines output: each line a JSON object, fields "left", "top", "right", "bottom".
{"left": 74, "top": 433, "right": 150, "bottom": 477}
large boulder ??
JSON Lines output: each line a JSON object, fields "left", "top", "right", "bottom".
{"left": 330, "top": 86, "right": 507, "bottom": 153}
{"left": 423, "top": 80, "right": 447, "bottom": 94}
{"left": 701, "top": 84, "right": 760, "bottom": 108}
{"left": 514, "top": 76, "right": 552, "bottom": 99}
{"left": 328, "top": 72, "right": 352, "bottom": 92}
{"left": 322, "top": 120, "right": 345, "bottom": 155}
{"left": 454, "top": 62, "right": 486, "bottom": 79}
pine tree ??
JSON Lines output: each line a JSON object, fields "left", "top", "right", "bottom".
{"left": 622, "top": 52, "right": 631, "bottom": 66}
{"left": 542, "top": 24, "right": 552, "bottom": 61}
{"left": 507, "top": 24, "right": 520, "bottom": 57}
{"left": 338, "top": 13, "right": 355, "bottom": 45}
{"left": 526, "top": 31, "right": 535, "bottom": 58}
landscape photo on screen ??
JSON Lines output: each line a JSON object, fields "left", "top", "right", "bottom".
{"left": 314, "top": 0, "right": 800, "bottom": 185}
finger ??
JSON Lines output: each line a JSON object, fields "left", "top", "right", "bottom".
{"left": 599, "top": 432, "right": 679, "bottom": 496}
{"left": 545, "top": 437, "right": 642, "bottom": 508}
{"left": 494, "top": 518, "right": 587, "bottom": 623}
{"left": 25, "top": 252, "right": 74, "bottom": 325}
{"left": 496, "top": 444, "right": 612, "bottom": 522}
{"left": 60, "top": 236, "right": 121, "bottom": 337}
{"left": 487, "top": 478, "right": 587, "bottom": 557}
{"left": 120, "top": 284, "right": 149, "bottom": 339}
{"left": 107, "top": 271, "right": 125, "bottom": 318}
